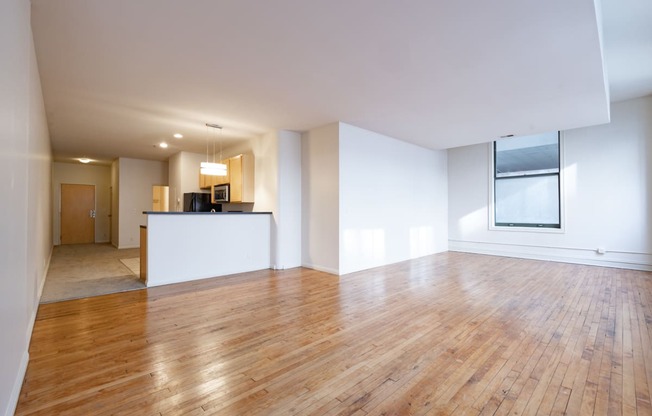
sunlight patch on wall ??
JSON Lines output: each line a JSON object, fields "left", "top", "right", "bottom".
{"left": 342, "top": 228, "right": 386, "bottom": 264}
{"left": 563, "top": 162, "right": 577, "bottom": 199}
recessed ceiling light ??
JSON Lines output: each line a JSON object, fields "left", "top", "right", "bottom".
{"left": 173, "top": 133, "right": 183, "bottom": 139}
{"left": 78, "top": 158, "right": 91, "bottom": 164}
{"left": 159, "top": 142, "right": 169, "bottom": 148}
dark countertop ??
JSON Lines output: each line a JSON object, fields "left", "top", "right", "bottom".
{"left": 143, "top": 211, "right": 272, "bottom": 215}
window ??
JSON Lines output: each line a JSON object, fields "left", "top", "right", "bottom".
{"left": 493, "top": 132, "right": 561, "bottom": 228}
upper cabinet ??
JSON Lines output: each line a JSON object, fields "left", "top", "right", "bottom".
{"left": 199, "top": 154, "right": 254, "bottom": 203}
{"left": 214, "top": 159, "right": 231, "bottom": 187}
{"left": 199, "top": 158, "right": 230, "bottom": 189}
{"left": 229, "top": 154, "right": 254, "bottom": 203}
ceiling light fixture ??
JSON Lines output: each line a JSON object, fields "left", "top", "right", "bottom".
{"left": 173, "top": 133, "right": 183, "bottom": 139}
{"left": 201, "top": 123, "right": 227, "bottom": 176}
{"left": 78, "top": 158, "right": 91, "bottom": 164}
{"left": 159, "top": 142, "right": 169, "bottom": 148}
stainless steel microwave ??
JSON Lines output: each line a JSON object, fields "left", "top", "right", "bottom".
{"left": 211, "top": 184, "right": 229, "bottom": 203}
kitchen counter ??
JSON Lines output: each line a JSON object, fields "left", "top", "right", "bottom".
{"left": 142, "top": 211, "right": 271, "bottom": 287}
{"left": 143, "top": 211, "right": 272, "bottom": 215}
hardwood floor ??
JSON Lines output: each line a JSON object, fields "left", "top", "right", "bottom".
{"left": 16, "top": 252, "right": 652, "bottom": 415}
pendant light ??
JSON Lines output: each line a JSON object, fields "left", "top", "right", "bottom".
{"left": 200, "top": 123, "right": 227, "bottom": 176}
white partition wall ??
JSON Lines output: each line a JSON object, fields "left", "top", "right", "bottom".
{"left": 301, "top": 122, "right": 449, "bottom": 275}
{"left": 168, "top": 151, "right": 206, "bottom": 212}
{"left": 275, "top": 131, "right": 302, "bottom": 270}
{"left": 118, "top": 158, "right": 168, "bottom": 248}
{"left": 338, "top": 123, "right": 448, "bottom": 275}
{"left": 301, "top": 124, "right": 340, "bottom": 274}
{"left": 146, "top": 213, "right": 271, "bottom": 286}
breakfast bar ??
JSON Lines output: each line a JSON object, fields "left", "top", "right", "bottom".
{"left": 142, "top": 211, "right": 272, "bottom": 287}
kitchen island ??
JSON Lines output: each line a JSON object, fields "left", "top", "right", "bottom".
{"left": 142, "top": 211, "right": 272, "bottom": 287}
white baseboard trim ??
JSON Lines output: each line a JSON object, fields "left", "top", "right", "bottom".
{"left": 449, "top": 240, "right": 652, "bottom": 271}
{"left": 5, "top": 350, "right": 29, "bottom": 416}
{"left": 301, "top": 263, "right": 340, "bottom": 276}
{"left": 13, "top": 246, "right": 55, "bottom": 416}
{"left": 38, "top": 245, "right": 53, "bottom": 300}
{"left": 29, "top": 245, "right": 53, "bottom": 335}
{"left": 117, "top": 244, "right": 140, "bottom": 249}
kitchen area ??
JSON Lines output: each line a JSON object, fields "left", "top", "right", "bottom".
{"left": 140, "top": 151, "right": 273, "bottom": 287}
{"left": 52, "top": 129, "right": 301, "bottom": 296}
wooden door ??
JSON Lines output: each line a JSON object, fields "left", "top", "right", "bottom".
{"left": 61, "top": 184, "right": 95, "bottom": 244}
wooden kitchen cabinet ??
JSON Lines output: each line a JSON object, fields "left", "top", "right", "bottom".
{"left": 199, "top": 159, "right": 230, "bottom": 189}
{"left": 229, "top": 154, "right": 254, "bottom": 203}
{"left": 199, "top": 169, "right": 211, "bottom": 189}
{"left": 139, "top": 226, "right": 147, "bottom": 283}
{"left": 198, "top": 154, "right": 253, "bottom": 202}
{"left": 216, "top": 158, "right": 231, "bottom": 186}
{"left": 199, "top": 172, "right": 210, "bottom": 189}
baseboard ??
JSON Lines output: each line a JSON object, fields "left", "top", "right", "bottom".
{"left": 13, "top": 246, "right": 54, "bottom": 416}
{"left": 29, "top": 245, "right": 53, "bottom": 334}
{"left": 38, "top": 245, "right": 53, "bottom": 300}
{"left": 117, "top": 244, "right": 140, "bottom": 249}
{"left": 5, "top": 350, "right": 29, "bottom": 416}
{"left": 449, "top": 240, "right": 652, "bottom": 271}
{"left": 301, "top": 262, "right": 340, "bottom": 276}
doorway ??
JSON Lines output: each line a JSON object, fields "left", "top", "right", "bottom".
{"left": 61, "top": 184, "right": 95, "bottom": 244}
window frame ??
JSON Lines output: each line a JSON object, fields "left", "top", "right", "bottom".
{"left": 488, "top": 131, "right": 565, "bottom": 233}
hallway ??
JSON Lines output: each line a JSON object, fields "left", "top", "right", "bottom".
{"left": 41, "top": 244, "right": 145, "bottom": 303}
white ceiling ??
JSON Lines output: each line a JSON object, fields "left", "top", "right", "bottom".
{"left": 30, "top": 0, "right": 652, "bottom": 164}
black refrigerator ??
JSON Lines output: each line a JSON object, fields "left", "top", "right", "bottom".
{"left": 183, "top": 193, "right": 222, "bottom": 212}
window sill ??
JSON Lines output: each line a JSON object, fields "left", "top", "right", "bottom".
{"left": 489, "top": 225, "right": 565, "bottom": 234}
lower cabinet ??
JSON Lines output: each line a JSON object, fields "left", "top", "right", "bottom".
{"left": 139, "top": 226, "right": 147, "bottom": 283}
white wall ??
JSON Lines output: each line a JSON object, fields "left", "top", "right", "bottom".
{"left": 110, "top": 159, "right": 119, "bottom": 246}
{"left": 249, "top": 131, "right": 279, "bottom": 265}
{"left": 275, "top": 131, "right": 302, "bottom": 269}
{"left": 339, "top": 123, "right": 448, "bottom": 274}
{"left": 448, "top": 96, "right": 652, "bottom": 270}
{"left": 146, "top": 213, "right": 271, "bottom": 286}
{"left": 168, "top": 151, "right": 205, "bottom": 212}
{"left": 117, "top": 158, "right": 168, "bottom": 248}
{"left": 52, "top": 162, "right": 111, "bottom": 244}
{"left": 301, "top": 123, "right": 340, "bottom": 274}
{"left": 26, "top": 18, "right": 53, "bottom": 318}
{"left": 250, "top": 132, "right": 278, "bottom": 216}
{"left": 0, "top": 0, "right": 52, "bottom": 413}
{"left": 168, "top": 152, "right": 181, "bottom": 211}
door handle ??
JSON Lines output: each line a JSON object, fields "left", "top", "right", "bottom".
{"left": 90, "top": 209, "right": 96, "bottom": 218}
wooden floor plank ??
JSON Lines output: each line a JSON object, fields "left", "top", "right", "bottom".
{"left": 15, "top": 252, "right": 652, "bottom": 415}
